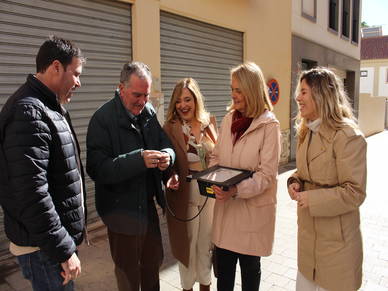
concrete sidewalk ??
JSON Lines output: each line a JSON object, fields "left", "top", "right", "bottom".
{"left": 1, "top": 131, "right": 387, "bottom": 291}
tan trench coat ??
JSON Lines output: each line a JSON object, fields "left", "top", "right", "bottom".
{"left": 291, "top": 124, "right": 367, "bottom": 291}
{"left": 163, "top": 117, "right": 217, "bottom": 267}
{"left": 209, "top": 110, "right": 281, "bottom": 256}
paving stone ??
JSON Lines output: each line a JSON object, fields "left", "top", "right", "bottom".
{"left": 265, "top": 273, "right": 290, "bottom": 288}
{"left": 362, "top": 281, "right": 388, "bottom": 291}
{"left": 266, "top": 261, "right": 289, "bottom": 276}
{"left": 4, "top": 271, "right": 29, "bottom": 290}
{"left": 259, "top": 281, "right": 273, "bottom": 291}
{"left": 283, "top": 258, "right": 297, "bottom": 269}
{"left": 284, "top": 278, "right": 296, "bottom": 290}
{"left": 284, "top": 268, "right": 297, "bottom": 280}
{"left": 268, "top": 285, "right": 288, "bottom": 291}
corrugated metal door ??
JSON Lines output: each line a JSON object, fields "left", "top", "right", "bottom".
{"left": 0, "top": 0, "right": 132, "bottom": 262}
{"left": 160, "top": 11, "right": 243, "bottom": 124}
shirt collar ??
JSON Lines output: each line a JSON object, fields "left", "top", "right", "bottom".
{"left": 306, "top": 118, "right": 321, "bottom": 133}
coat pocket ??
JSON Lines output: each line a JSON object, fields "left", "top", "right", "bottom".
{"left": 315, "top": 216, "right": 344, "bottom": 242}
{"left": 240, "top": 201, "right": 275, "bottom": 233}
{"left": 246, "top": 194, "right": 275, "bottom": 208}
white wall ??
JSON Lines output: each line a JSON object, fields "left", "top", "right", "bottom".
{"left": 292, "top": 0, "right": 360, "bottom": 60}
{"left": 358, "top": 93, "right": 386, "bottom": 136}
{"left": 378, "top": 67, "right": 388, "bottom": 97}
{"left": 360, "top": 67, "right": 374, "bottom": 94}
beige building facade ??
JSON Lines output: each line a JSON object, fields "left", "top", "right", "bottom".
{"left": 290, "top": 0, "right": 362, "bottom": 159}
{"left": 0, "top": 0, "right": 366, "bottom": 262}
{"left": 0, "top": 0, "right": 292, "bottom": 261}
{"left": 127, "top": 0, "right": 292, "bottom": 163}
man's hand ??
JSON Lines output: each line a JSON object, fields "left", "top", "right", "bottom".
{"left": 143, "top": 150, "right": 163, "bottom": 168}
{"left": 166, "top": 174, "right": 179, "bottom": 190}
{"left": 157, "top": 152, "right": 170, "bottom": 171}
{"left": 212, "top": 185, "right": 237, "bottom": 202}
{"left": 60, "top": 252, "right": 81, "bottom": 285}
{"left": 288, "top": 182, "right": 301, "bottom": 200}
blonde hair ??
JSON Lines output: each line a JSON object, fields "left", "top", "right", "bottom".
{"left": 294, "top": 67, "right": 357, "bottom": 142}
{"left": 228, "top": 62, "right": 273, "bottom": 118}
{"left": 166, "top": 78, "right": 210, "bottom": 124}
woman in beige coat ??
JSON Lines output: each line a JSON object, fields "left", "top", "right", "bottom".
{"left": 164, "top": 78, "right": 217, "bottom": 291}
{"left": 288, "top": 67, "right": 367, "bottom": 291}
{"left": 210, "top": 62, "right": 281, "bottom": 291}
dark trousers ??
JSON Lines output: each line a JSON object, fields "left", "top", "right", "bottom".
{"left": 107, "top": 205, "right": 163, "bottom": 291}
{"left": 17, "top": 250, "right": 74, "bottom": 291}
{"left": 216, "top": 247, "right": 261, "bottom": 291}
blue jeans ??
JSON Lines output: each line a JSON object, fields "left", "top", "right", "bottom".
{"left": 17, "top": 250, "right": 74, "bottom": 291}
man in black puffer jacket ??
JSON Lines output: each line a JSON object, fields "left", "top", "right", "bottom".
{"left": 0, "top": 36, "right": 86, "bottom": 291}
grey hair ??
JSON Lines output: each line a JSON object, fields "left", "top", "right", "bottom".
{"left": 120, "top": 61, "right": 152, "bottom": 84}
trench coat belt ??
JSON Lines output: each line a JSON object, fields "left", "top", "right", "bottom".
{"left": 302, "top": 180, "right": 337, "bottom": 190}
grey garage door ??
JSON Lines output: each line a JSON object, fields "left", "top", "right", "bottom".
{"left": 0, "top": 0, "right": 132, "bottom": 262}
{"left": 160, "top": 11, "right": 243, "bottom": 124}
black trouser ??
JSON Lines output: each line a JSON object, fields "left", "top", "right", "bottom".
{"left": 216, "top": 246, "right": 261, "bottom": 291}
{"left": 107, "top": 203, "right": 163, "bottom": 291}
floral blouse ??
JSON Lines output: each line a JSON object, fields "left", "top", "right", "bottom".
{"left": 181, "top": 120, "right": 216, "bottom": 171}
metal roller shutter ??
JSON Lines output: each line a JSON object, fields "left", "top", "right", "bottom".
{"left": 160, "top": 11, "right": 243, "bottom": 124}
{"left": 0, "top": 0, "right": 132, "bottom": 262}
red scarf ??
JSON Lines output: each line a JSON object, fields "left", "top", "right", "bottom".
{"left": 231, "top": 110, "right": 253, "bottom": 145}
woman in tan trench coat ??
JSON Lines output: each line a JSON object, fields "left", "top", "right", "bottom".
{"left": 210, "top": 62, "right": 281, "bottom": 291}
{"left": 288, "top": 67, "right": 367, "bottom": 291}
{"left": 164, "top": 78, "right": 217, "bottom": 291}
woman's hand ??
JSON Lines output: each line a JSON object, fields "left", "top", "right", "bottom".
{"left": 212, "top": 185, "right": 237, "bottom": 201}
{"left": 296, "top": 191, "right": 309, "bottom": 209}
{"left": 166, "top": 174, "right": 179, "bottom": 190}
{"left": 288, "top": 182, "right": 301, "bottom": 200}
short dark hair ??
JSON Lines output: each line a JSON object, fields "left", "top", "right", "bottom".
{"left": 36, "top": 35, "right": 85, "bottom": 73}
{"left": 120, "top": 61, "right": 152, "bottom": 84}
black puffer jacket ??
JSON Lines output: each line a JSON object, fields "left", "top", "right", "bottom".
{"left": 0, "top": 75, "right": 85, "bottom": 263}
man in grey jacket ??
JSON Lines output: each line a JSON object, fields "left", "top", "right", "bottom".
{"left": 86, "top": 62, "right": 175, "bottom": 291}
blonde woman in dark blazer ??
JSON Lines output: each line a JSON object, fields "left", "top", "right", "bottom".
{"left": 164, "top": 78, "right": 217, "bottom": 291}
{"left": 288, "top": 67, "right": 367, "bottom": 291}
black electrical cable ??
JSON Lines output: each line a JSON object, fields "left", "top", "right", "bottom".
{"left": 164, "top": 181, "right": 210, "bottom": 222}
